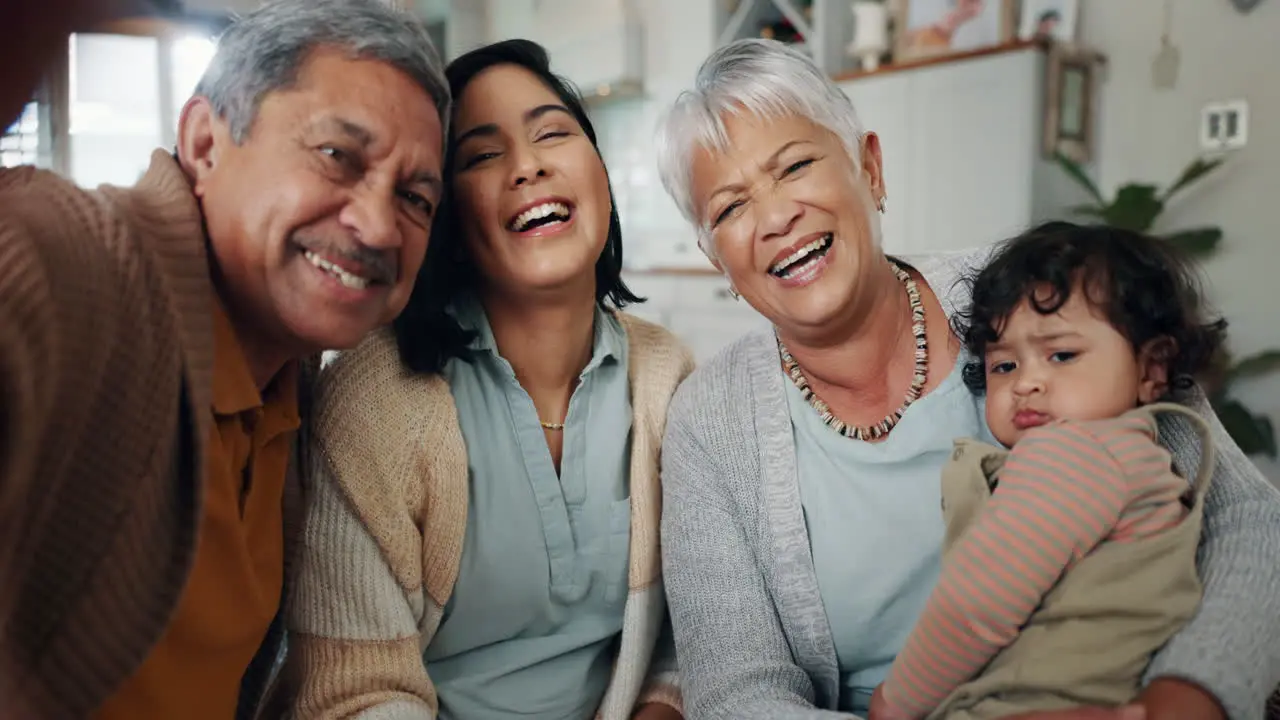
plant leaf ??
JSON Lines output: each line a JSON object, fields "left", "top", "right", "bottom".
{"left": 1161, "top": 156, "right": 1225, "bottom": 203}
{"left": 1067, "top": 204, "right": 1108, "bottom": 218}
{"left": 1212, "top": 398, "right": 1276, "bottom": 457}
{"left": 1055, "top": 151, "right": 1105, "bottom": 205}
{"left": 1106, "top": 184, "right": 1163, "bottom": 231}
{"left": 1260, "top": 416, "right": 1277, "bottom": 459}
{"left": 1161, "top": 227, "right": 1223, "bottom": 257}
{"left": 1228, "top": 350, "right": 1280, "bottom": 381}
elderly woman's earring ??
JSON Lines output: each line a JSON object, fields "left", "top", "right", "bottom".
{"left": 878, "top": 195, "right": 887, "bottom": 214}
{"left": 724, "top": 284, "right": 740, "bottom": 301}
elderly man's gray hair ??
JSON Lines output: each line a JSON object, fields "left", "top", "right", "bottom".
{"left": 195, "top": 0, "right": 450, "bottom": 144}
{"left": 654, "top": 38, "right": 866, "bottom": 242}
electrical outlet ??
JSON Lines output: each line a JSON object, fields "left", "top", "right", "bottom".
{"left": 1201, "top": 99, "right": 1249, "bottom": 151}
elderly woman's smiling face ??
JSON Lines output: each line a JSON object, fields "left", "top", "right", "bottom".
{"left": 691, "top": 111, "right": 885, "bottom": 337}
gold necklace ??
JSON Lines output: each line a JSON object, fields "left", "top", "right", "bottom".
{"left": 778, "top": 262, "right": 928, "bottom": 441}
{"left": 540, "top": 421, "right": 565, "bottom": 431}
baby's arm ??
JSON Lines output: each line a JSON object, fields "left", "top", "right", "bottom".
{"left": 877, "top": 424, "right": 1131, "bottom": 719}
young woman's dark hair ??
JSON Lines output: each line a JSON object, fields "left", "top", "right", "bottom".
{"left": 954, "top": 220, "right": 1227, "bottom": 397}
{"left": 394, "top": 38, "right": 643, "bottom": 374}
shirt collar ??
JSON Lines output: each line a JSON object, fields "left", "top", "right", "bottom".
{"left": 211, "top": 298, "right": 301, "bottom": 429}
{"left": 451, "top": 295, "right": 623, "bottom": 373}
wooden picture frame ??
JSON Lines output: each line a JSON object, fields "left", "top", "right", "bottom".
{"left": 1042, "top": 44, "right": 1103, "bottom": 163}
{"left": 892, "top": 0, "right": 1018, "bottom": 64}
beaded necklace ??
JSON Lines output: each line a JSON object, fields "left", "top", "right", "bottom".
{"left": 778, "top": 262, "right": 928, "bottom": 441}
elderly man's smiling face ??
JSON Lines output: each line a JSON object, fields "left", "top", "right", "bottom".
{"left": 180, "top": 47, "right": 444, "bottom": 365}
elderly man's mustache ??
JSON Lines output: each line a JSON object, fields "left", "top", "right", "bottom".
{"left": 293, "top": 233, "right": 397, "bottom": 285}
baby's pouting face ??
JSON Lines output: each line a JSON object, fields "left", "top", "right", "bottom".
{"left": 981, "top": 287, "right": 1166, "bottom": 447}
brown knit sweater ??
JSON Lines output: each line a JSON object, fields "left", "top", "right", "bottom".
{"left": 0, "top": 150, "right": 305, "bottom": 719}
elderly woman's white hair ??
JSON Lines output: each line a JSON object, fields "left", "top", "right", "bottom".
{"left": 654, "top": 38, "right": 868, "bottom": 252}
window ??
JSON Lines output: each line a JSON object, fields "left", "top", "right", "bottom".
{"left": 170, "top": 34, "right": 218, "bottom": 121}
{"left": 65, "top": 28, "right": 218, "bottom": 187}
{"left": 1, "top": 102, "right": 40, "bottom": 168}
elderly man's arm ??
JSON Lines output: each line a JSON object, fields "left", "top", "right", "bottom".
{"left": 1143, "top": 387, "right": 1280, "bottom": 720}
{"left": 0, "top": 166, "right": 121, "bottom": 651}
{"left": 0, "top": 174, "right": 56, "bottom": 649}
{"left": 661, "top": 395, "right": 854, "bottom": 720}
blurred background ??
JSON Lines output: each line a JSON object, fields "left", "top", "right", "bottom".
{"left": 6, "top": 0, "right": 1278, "bottom": 480}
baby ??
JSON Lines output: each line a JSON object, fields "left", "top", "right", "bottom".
{"left": 871, "top": 221, "right": 1225, "bottom": 720}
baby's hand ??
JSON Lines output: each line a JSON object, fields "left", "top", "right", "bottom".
{"left": 869, "top": 685, "right": 915, "bottom": 720}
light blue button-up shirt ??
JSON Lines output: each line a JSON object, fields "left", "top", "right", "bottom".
{"left": 424, "top": 297, "right": 633, "bottom": 720}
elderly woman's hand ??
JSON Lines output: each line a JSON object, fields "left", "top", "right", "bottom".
{"left": 1001, "top": 679, "right": 1225, "bottom": 720}
{"left": 631, "top": 702, "right": 683, "bottom": 720}
{"left": 1001, "top": 705, "right": 1145, "bottom": 720}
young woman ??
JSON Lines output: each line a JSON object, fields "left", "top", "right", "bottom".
{"left": 285, "top": 40, "right": 692, "bottom": 720}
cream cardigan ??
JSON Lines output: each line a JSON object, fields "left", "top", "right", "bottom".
{"left": 286, "top": 312, "right": 695, "bottom": 719}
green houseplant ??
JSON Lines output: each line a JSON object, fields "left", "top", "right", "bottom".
{"left": 1055, "top": 152, "right": 1280, "bottom": 457}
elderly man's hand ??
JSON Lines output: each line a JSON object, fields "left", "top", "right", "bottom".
{"left": 1, "top": 0, "right": 148, "bottom": 127}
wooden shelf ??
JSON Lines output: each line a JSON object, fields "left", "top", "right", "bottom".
{"left": 833, "top": 38, "right": 1044, "bottom": 84}
{"left": 625, "top": 266, "right": 720, "bottom": 277}
{"left": 90, "top": 12, "right": 229, "bottom": 38}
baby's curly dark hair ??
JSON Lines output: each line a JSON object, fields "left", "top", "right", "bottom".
{"left": 953, "top": 221, "right": 1227, "bottom": 397}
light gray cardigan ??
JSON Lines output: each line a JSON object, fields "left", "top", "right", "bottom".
{"left": 659, "top": 250, "right": 1280, "bottom": 720}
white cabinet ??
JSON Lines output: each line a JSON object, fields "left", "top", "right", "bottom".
{"left": 841, "top": 72, "right": 912, "bottom": 255}
{"left": 622, "top": 272, "right": 772, "bottom": 362}
{"left": 839, "top": 46, "right": 1061, "bottom": 255}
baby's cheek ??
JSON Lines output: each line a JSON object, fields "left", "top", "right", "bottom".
{"left": 984, "top": 390, "right": 1019, "bottom": 448}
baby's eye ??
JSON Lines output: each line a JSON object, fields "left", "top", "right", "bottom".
{"left": 1049, "top": 351, "right": 1078, "bottom": 363}
{"left": 989, "top": 360, "right": 1016, "bottom": 375}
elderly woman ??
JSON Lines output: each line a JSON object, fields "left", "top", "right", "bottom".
{"left": 653, "top": 38, "right": 1280, "bottom": 720}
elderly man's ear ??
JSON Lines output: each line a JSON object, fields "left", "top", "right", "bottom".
{"left": 1, "top": 0, "right": 153, "bottom": 127}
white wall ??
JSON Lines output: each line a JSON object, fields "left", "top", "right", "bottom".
{"left": 1079, "top": 0, "right": 1280, "bottom": 479}
{"left": 592, "top": 0, "right": 716, "bottom": 270}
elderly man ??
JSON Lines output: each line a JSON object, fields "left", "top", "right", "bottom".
{"left": 0, "top": 1, "right": 449, "bottom": 717}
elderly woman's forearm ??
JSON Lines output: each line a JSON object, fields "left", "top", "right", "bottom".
{"left": 1144, "top": 506, "right": 1280, "bottom": 720}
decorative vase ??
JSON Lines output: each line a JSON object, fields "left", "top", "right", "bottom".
{"left": 847, "top": 1, "right": 890, "bottom": 71}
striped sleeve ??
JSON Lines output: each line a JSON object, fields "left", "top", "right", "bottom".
{"left": 286, "top": 456, "right": 437, "bottom": 719}
{"left": 879, "top": 423, "right": 1132, "bottom": 719}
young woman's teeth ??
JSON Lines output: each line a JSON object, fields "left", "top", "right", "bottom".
{"left": 511, "top": 202, "right": 571, "bottom": 231}
{"left": 305, "top": 251, "right": 371, "bottom": 290}
{"left": 770, "top": 234, "right": 833, "bottom": 277}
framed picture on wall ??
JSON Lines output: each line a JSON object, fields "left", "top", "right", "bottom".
{"left": 1043, "top": 45, "right": 1103, "bottom": 163}
{"left": 1018, "top": 0, "right": 1080, "bottom": 43}
{"left": 893, "top": 0, "right": 1017, "bottom": 63}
